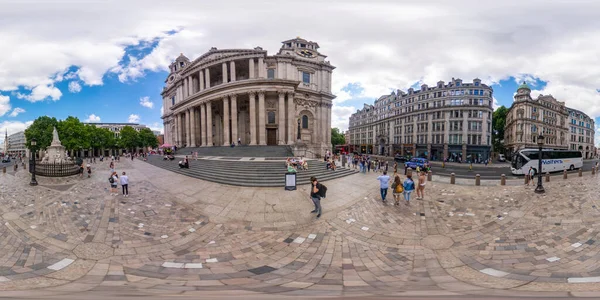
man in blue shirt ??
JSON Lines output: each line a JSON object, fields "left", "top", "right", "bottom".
{"left": 377, "top": 171, "right": 391, "bottom": 202}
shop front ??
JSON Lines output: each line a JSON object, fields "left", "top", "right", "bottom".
{"left": 416, "top": 145, "right": 429, "bottom": 159}
{"left": 466, "top": 146, "right": 491, "bottom": 163}
{"left": 447, "top": 145, "right": 463, "bottom": 162}
{"left": 430, "top": 145, "right": 444, "bottom": 161}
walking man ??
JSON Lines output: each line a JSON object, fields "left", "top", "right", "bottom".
{"left": 310, "top": 176, "right": 324, "bottom": 218}
{"left": 377, "top": 171, "right": 391, "bottom": 202}
{"left": 120, "top": 171, "right": 129, "bottom": 197}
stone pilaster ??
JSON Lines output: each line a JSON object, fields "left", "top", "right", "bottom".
{"left": 199, "top": 69, "right": 204, "bottom": 91}
{"left": 190, "top": 107, "right": 197, "bottom": 147}
{"left": 183, "top": 77, "right": 188, "bottom": 98}
{"left": 222, "top": 63, "right": 228, "bottom": 84}
{"left": 258, "top": 57, "right": 264, "bottom": 78}
{"left": 249, "top": 92, "right": 257, "bottom": 145}
{"left": 230, "top": 61, "right": 236, "bottom": 82}
{"left": 278, "top": 91, "right": 286, "bottom": 145}
{"left": 206, "top": 102, "right": 213, "bottom": 146}
{"left": 249, "top": 59, "right": 255, "bottom": 79}
{"left": 230, "top": 95, "right": 238, "bottom": 144}
{"left": 205, "top": 68, "right": 211, "bottom": 89}
{"left": 287, "top": 92, "right": 295, "bottom": 144}
{"left": 258, "top": 91, "right": 266, "bottom": 145}
{"left": 223, "top": 96, "right": 230, "bottom": 146}
{"left": 186, "top": 109, "right": 191, "bottom": 146}
{"left": 187, "top": 76, "right": 193, "bottom": 96}
{"left": 200, "top": 104, "right": 206, "bottom": 146}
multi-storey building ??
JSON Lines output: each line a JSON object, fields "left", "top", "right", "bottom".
{"left": 7, "top": 131, "right": 26, "bottom": 156}
{"left": 161, "top": 37, "right": 335, "bottom": 157}
{"left": 87, "top": 123, "right": 148, "bottom": 139}
{"left": 349, "top": 78, "right": 494, "bottom": 162}
{"left": 566, "top": 108, "right": 595, "bottom": 158}
{"left": 504, "top": 82, "right": 569, "bottom": 158}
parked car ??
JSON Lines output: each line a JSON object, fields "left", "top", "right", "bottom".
{"left": 405, "top": 158, "right": 430, "bottom": 170}
{"left": 394, "top": 155, "right": 407, "bottom": 162}
{"left": 498, "top": 154, "right": 506, "bottom": 162}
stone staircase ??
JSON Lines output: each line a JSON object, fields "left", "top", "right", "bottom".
{"left": 175, "top": 145, "right": 294, "bottom": 158}
{"left": 142, "top": 155, "right": 357, "bottom": 187}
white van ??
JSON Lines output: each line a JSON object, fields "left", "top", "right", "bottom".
{"left": 498, "top": 154, "right": 506, "bottom": 162}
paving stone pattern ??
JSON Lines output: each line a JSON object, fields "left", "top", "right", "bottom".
{"left": 2, "top": 158, "right": 600, "bottom": 297}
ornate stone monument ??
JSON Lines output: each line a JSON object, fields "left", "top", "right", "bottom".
{"left": 42, "top": 127, "right": 70, "bottom": 164}
{"left": 35, "top": 127, "right": 79, "bottom": 177}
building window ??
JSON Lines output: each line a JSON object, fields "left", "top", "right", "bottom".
{"left": 475, "top": 81, "right": 480, "bottom": 86}
{"left": 171, "top": 96, "right": 175, "bottom": 106}
{"left": 267, "top": 69, "right": 275, "bottom": 79}
{"left": 302, "top": 72, "right": 310, "bottom": 84}
{"left": 302, "top": 115, "right": 309, "bottom": 129}
{"left": 268, "top": 111, "right": 276, "bottom": 124}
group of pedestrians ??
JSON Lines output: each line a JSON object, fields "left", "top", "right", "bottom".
{"left": 108, "top": 157, "right": 129, "bottom": 197}
{"left": 352, "top": 154, "right": 389, "bottom": 174}
{"left": 377, "top": 169, "right": 427, "bottom": 205}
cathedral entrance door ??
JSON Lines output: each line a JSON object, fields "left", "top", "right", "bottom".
{"left": 267, "top": 129, "right": 277, "bottom": 145}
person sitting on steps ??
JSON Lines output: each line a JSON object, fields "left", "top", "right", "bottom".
{"left": 178, "top": 156, "right": 189, "bottom": 169}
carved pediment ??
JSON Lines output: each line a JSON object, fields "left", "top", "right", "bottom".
{"left": 294, "top": 98, "right": 318, "bottom": 108}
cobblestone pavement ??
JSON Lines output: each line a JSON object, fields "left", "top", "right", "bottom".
{"left": 2, "top": 158, "right": 600, "bottom": 299}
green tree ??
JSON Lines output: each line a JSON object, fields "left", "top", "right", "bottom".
{"left": 138, "top": 128, "right": 158, "bottom": 149}
{"left": 56, "top": 116, "right": 86, "bottom": 151}
{"left": 331, "top": 128, "right": 346, "bottom": 147}
{"left": 492, "top": 105, "right": 509, "bottom": 154}
{"left": 119, "top": 126, "right": 139, "bottom": 152}
{"left": 24, "top": 116, "right": 59, "bottom": 150}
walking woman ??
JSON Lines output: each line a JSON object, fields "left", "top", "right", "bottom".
{"left": 403, "top": 173, "right": 415, "bottom": 204}
{"left": 416, "top": 170, "right": 427, "bottom": 200}
{"left": 391, "top": 175, "right": 403, "bottom": 206}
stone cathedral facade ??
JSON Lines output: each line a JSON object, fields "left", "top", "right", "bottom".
{"left": 161, "top": 38, "right": 335, "bottom": 157}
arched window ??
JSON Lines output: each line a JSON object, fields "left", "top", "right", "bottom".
{"left": 268, "top": 111, "right": 275, "bottom": 124}
{"left": 302, "top": 115, "right": 309, "bottom": 129}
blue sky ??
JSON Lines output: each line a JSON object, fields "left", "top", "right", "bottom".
{"left": 1, "top": 1, "right": 600, "bottom": 146}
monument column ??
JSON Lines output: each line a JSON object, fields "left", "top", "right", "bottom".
{"left": 199, "top": 70, "right": 205, "bottom": 91}
{"left": 231, "top": 94, "right": 238, "bottom": 144}
{"left": 190, "top": 107, "right": 197, "bottom": 147}
{"left": 258, "top": 91, "right": 266, "bottom": 145}
{"left": 206, "top": 101, "right": 213, "bottom": 146}
{"left": 200, "top": 104, "right": 206, "bottom": 147}
{"left": 230, "top": 61, "right": 236, "bottom": 82}
{"left": 249, "top": 59, "right": 255, "bottom": 79}
{"left": 223, "top": 96, "right": 230, "bottom": 146}
{"left": 278, "top": 91, "right": 286, "bottom": 145}
{"left": 205, "top": 68, "right": 211, "bottom": 89}
{"left": 287, "top": 92, "right": 295, "bottom": 144}
{"left": 249, "top": 92, "right": 257, "bottom": 145}
{"left": 222, "top": 63, "right": 228, "bottom": 84}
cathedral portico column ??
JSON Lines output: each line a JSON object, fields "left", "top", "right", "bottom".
{"left": 205, "top": 69, "right": 211, "bottom": 89}
{"left": 231, "top": 94, "right": 238, "bottom": 144}
{"left": 230, "top": 61, "right": 236, "bottom": 82}
{"left": 187, "top": 76, "right": 193, "bottom": 96}
{"left": 190, "top": 107, "right": 197, "bottom": 147}
{"left": 183, "top": 78, "right": 188, "bottom": 98}
{"left": 326, "top": 104, "right": 331, "bottom": 149}
{"left": 222, "top": 63, "right": 228, "bottom": 84}
{"left": 258, "top": 57, "right": 264, "bottom": 78}
{"left": 223, "top": 96, "right": 230, "bottom": 146}
{"left": 206, "top": 101, "right": 213, "bottom": 146}
{"left": 200, "top": 104, "right": 207, "bottom": 146}
{"left": 258, "top": 91, "right": 266, "bottom": 145}
{"left": 186, "top": 109, "right": 191, "bottom": 146}
{"left": 177, "top": 113, "right": 183, "bottom": 146}
{"left": 249, "top": 59, "right": 255, "bottom": 79}
{"left": 249, "top": 92, "right": 257, "bottom": 145}
{"left": 287, "top": 92, "right": 295, "bottom": 144}
{"left": 199, "top": 70, "right": 205, "bottom": 91}
{"left": 278, "top": 91, "right": 286, "bottom": 145}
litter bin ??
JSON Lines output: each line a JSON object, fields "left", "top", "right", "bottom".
{"left": 285, "top": 172, "right": 297, "bottom": 191}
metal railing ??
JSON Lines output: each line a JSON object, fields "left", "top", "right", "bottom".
{"left": 29, "top": 160, "right": 81, "bottom": 177}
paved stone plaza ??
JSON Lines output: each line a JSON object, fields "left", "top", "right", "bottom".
{"left": 2, "top": 159, "right": 600, "bottom": 299}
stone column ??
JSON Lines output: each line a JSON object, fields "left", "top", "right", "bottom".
{"left": 222, "top": 62, "right": 228, "bottom": 84}
{"left": 188, "top": 76, "right": 193, "bottom": 96}
{"left": 249, "top": 92, "right": 257, "bottom": 145}
{"left": 199, "top": 70, "right": 204, "bottom": 91}
{"left": 322, "top": 104, "right": 328, "bottom": 148}
{"left": 183, "top": 78, "right": 188, "bottom": 98}
{"left": 258, "top": 57, "right": 264, "bottom": 78}
{"left": 231, "top": 95, "right": 238, "bottom": 144}
{"left": 200, "top": 104, "right": 206, "bottom": 146}
{"left": 206, "top": 102, "right": 213, "bottom": 146}
{"left": 223, "top": 96, "right": 230, "bottom": 146}
{"left": 287, "top": 92, "right": 295, "bottom": 144}
{"left": 190, "top": 107, "right": 197, "bottom": 147}
{"left": 326, "top": 104, "right": 331, "bottom": 149}
{"left": 177, "top": 113, "right": 183, "bottom": 146}
{"left": 278, "top": 91, "right": 286, "bottom": 145}
{"left": 249, "top": 59, "right": 255, "bottom": 79}
{"left": 186, "top": 109, "right": 191, "bottom": 146}
{"left": 258, "top": 91, "right": 266, "bottom": 145}
{"left": 230, "top": 61, "right": 236, "bottom": 82}
{"left": 205, "top": 68, "right": 211, "bottom": 89}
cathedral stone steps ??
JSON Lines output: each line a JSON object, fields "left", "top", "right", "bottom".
{"left": 142, "top": 155, "right": 357, "bottom": 187}
{"left": 175, "top": 145, "right": 294, "bottom": 158}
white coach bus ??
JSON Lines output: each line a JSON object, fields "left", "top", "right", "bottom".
{"left": 510, "top": 149, "right": 583, "bottom": 175}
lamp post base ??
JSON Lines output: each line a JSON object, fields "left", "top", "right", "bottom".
{"left": 534, "top": 185, "right": 545, "bottom": 194}
{"left": 29, "top": 180, "right": 38, "bottom": 186}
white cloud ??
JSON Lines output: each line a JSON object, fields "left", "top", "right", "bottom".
{"left": 139, "top": 96, "right": 154, "bottom": 109}
{"left": 68, "top": 81, "right": 82, "bottom": 93}
{"left": 9, "top": 107, "right": 25, "bottom": 117}
{"left": 85, "top": 114, "right": 101, "bottom": 122}
{"left": 149, "top": 122, "right": 164, "bottom": 134}
{"left": 0, "top": 120, "right": 33, "bottom": 144}
{"left": 16, "top": 84, "right": 62, "bottom": 102}
{"left": 0, "top": 95, "right": 10, "bottom": 117}
{"left": 128, "top": 114, "right": 140, "bottom": 123}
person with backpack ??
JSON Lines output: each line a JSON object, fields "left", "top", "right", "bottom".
{"left": 309, "top": 176, "right": 326, "bottom": 219}
{"left": 109, "top": 171, "right": 119, "bottom": 195}
{"left": 391, "top": 175, "right": 403, "bottom": 206}
{"left": 403, "top": 173, "right": 415, "bottom": 204}
{"left": 377, "top": 171, "right": 391, "bottom": 202}
{"left": 120, "top": 171, "right": 129, "bottom": 197}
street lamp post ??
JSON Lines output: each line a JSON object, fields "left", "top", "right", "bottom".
{"left": 534, "top": 135, "right": 545, "bottom": 194}
{"left": 29, "top": 138, "right": 38, "bottom": 186}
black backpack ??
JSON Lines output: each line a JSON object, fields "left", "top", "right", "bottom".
{"left": 109, "top": 177, "right": 114, "bottom": 184}
{"left": 318, "top": 184, "right": 327, "bottom": 198}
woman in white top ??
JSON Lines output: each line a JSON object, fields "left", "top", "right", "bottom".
{"left": 416, "top": 171, "right": 427, "bottom": 200}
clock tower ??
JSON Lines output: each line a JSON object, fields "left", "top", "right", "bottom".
{"left": 278, "top": 37, "right": 324, "bottom": 62}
